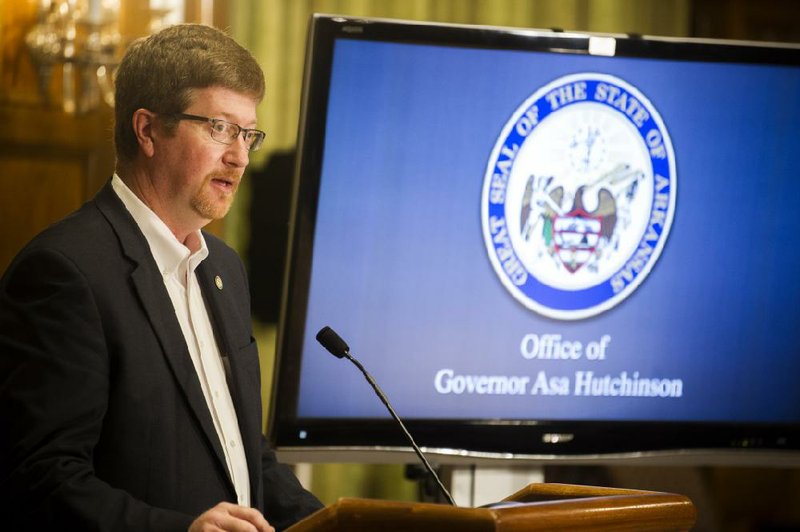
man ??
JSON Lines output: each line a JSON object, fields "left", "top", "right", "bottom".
{"left": 0, "top": 24, "right": 323, "bottom": 531}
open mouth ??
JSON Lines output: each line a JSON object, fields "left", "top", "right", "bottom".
{"left": 211, "top": 175, "right": 238, "bottom": 192}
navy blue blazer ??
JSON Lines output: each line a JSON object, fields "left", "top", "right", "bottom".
{"left": 0, "top": 182, "right": 322, "bottom": 530}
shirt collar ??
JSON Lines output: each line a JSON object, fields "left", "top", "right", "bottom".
{"left": 111, "top": 174, "right": 208, "bottom": 278}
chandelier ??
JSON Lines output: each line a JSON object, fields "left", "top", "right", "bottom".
{"left": 24, "top": 0, "right": 122, "bottom": 114}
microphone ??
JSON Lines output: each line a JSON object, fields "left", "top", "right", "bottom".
{"left": 315, "top": 326, "right": 456, "bottom": 506}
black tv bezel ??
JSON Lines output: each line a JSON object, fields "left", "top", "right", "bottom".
{"left": 269, "top": 14, "right": 800, "bottom": 464}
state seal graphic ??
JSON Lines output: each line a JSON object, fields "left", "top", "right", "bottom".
{"left": 481, "top": 73, "right": 676, "bottom": 320}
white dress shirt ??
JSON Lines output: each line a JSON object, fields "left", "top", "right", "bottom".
{"left": 111, "top": 174, "right": 251, "bottom": 506}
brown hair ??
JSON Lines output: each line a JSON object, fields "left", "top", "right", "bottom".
{"left": 114, "top": 24, "right": 265, "bottom": 162}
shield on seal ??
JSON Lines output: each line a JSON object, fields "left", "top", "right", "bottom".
{"left": 552, "top": 208, "right": 603, "bottom": 273}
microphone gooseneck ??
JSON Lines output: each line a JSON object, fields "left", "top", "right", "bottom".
{"left": 315, "top": 326, "right": 457, "bottom": 506}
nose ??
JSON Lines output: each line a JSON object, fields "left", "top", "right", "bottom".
{"left": 222, "top": 135, "right": 250, "bottom": 168}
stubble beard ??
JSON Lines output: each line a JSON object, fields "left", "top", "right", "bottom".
{"left": 191, "top": 174, "right": 239, "bottom": 221}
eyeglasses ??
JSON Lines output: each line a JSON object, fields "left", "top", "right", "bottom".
{"left": 171, "top": 113, "right": 266, "bottom": 152}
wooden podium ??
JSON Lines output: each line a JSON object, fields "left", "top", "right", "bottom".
{"left": 286, "top": 483, "right": 696, "bottom": 531}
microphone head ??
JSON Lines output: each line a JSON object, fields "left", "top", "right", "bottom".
{"left": 316, "top": 326, "right": 350, "bottom": 358}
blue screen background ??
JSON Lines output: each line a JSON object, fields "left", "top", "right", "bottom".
{"left": 292, "top": 39, "right": 800, "bottom": 423}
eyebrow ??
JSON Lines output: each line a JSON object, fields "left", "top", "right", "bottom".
{"left": 216, "top": 112, "right": 258, "bottom": 128}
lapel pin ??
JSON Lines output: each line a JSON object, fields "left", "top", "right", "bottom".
{"left": 214, "top": 275, "right": 223, "bottom": 290}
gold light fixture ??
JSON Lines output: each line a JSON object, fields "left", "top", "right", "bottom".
{"left": 25, "top": 0, "right": 121, "bottom": 113}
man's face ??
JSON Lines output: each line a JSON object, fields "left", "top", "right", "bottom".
{"left": 151, "top": 86, "right": 258, "bottom": 236}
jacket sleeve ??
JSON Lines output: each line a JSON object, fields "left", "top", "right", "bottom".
{"left": 0, "top": 247, "right": 193, "bottom": 531}
{"left": 259, "top": 436, "right": 324, "bottom": 531}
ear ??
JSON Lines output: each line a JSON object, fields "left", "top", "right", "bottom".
{"left": 131, "top": 108, "right": 158, "bottom": 158}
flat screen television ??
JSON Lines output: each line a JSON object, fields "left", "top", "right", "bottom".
{"left": 268, "top": 14, "right": 800, "bottom": 465}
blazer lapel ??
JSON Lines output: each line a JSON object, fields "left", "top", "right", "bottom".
{"left": 94, "top": 182, "right": 236, "bottom": 494}
{"left": 197, "top": 256, "right": 264, "bottom": 508}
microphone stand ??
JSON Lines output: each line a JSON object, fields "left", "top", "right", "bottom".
{"left": 343, "top": 351, "right": 457, "bottom": 506}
